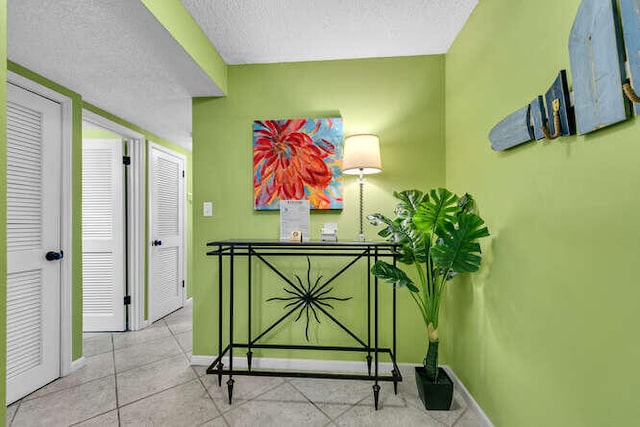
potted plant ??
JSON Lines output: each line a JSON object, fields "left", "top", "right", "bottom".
{"left": 368, "top": 188, "right": 489, "bottom": 410}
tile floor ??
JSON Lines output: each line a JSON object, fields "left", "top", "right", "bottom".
{"left": 6, "top": 302, "right": 486, "bottom": 426}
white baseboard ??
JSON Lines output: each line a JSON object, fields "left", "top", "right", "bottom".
{"left": 442, "top": 365, "right": 494, "bottom": 427}
{"left": 191, "top": 355, "right": 492, "bottom": 425}
{"left": 69, "top": 357, "right": 86, "bottom": 373}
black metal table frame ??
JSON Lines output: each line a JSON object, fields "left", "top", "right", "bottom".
{"left": 205, "top": 240, "right": 402, "bottom": 409}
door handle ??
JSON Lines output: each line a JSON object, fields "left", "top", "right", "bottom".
{"left": 152, "top": 240, "right": 163, "bottom": 247}
{"left": 45, "top": 250, "right": 64, "bottom": 261}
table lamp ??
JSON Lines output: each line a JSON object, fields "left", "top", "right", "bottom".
{"left": 342, "top": 134, "right": 382, "bottom": 241}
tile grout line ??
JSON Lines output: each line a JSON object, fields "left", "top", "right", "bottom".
{"left": 400, "top": 386, "right": 468, "bottom": 426}
{"left": 451, "top": 407, "right": 469, "bottom": 427}
{"left": 111, "top": 329, "right": 174, "bottom": 352}
{"left": 113, "top": 344, "right": 184, "bottom": 376}
{"left": 173, "top": 307, "right": 231, "bottom": 426}
{"left": 113, "top": 312, "right": 194, "bottom": 410}
{"left": 193, "top": 369, "right": 230, "bottom": 427}
{"left": 114, "top": 314, "right": 200, "bottom": 420}
{"left": 342, "top": 392, "right": 375, "bottom": 421}
{"left": 83, "top": 348, "right": 113, "bottom": 358}
{"left": 287, "top": 379, "right": 349, "bottom": 423}
{"left": 394, "top": 387, "right": 453, "bottom": 426}
{"left": 164, "top": 317, "right": 192, "bottom": 356}
{"left": 7, "top": 398, "right": 22, "bottom": 426}
{"left": 111, "top": 333, "right": 122, "bottom": 426}
{"left": 19, "top": 374, "right": 121, "bottom": 409}
{"left": 164, "top": 317, "right": 194, "bottom": 365}
{"left": 117, "top": 377, "right": 199, "bottom": 411}
{"left": 11, "top": 311, "right": 191, "bottom": 426}
{"left": 67, "top": 337, "right": 120, "bottom": 426}
{"left": 24, "top": 349, "right": 127, "bottom": 402}
{"left": 20, "top": 371, "right": 117, "bottom": 403}
{"left": 25, "top": 330, "right": 134, "bottom": 402}
{"left": 68, "top": 408, "right": 119, "bottom": 427}
{"left": 210, "top": 376, "right": 288, "bottom": 416}
{"left": 300, "top": 381, "right": 450, "bottom": 426}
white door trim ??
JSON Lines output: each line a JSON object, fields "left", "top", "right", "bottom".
{"left": 128, "top": 139, "right": 146, "bottom": 331}
{"left": 82, "top": 110, "right": 146, "bottom": 331}
{"left": 7, "top": 71, "right": 74, "bottom": 376}
{"left": 147, "top": 141, "right": 188, "bottom": 320}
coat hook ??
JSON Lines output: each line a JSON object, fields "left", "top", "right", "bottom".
{"left": 541, "top": 99, "right": 561, "bottom": 140}
{"left": 623, "top": 82, "right": 640, "bottom": 103}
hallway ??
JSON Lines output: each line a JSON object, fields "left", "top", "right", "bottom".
{"left": 6, "top": 302, "right": 484, "bottom": 426}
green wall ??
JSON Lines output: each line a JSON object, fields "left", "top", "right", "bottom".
{"left": 82, "top": 128, "right": 121, "bottom": 139}
{"left": 192, "top": 56, "right": 446, "bottom": 362}
{"left": 444, "top": 0, "right": 640, "bottom": 425}
{"left": 1, "top": 0, "right": 7, "bottom": 417}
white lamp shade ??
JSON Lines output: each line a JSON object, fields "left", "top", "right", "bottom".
{"left": 342, "top": 134, "right": 382, "bottom": 175}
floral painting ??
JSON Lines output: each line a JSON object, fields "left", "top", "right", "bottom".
{"left": 253, "top": 118, "right": 344, "bottom": 210}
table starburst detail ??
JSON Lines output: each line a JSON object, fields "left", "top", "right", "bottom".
{"left": 267, "top": 257, "right": 352, "bottom": 341}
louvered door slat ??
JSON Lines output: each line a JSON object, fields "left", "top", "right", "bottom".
{"left": 6, "top": 270, "right": 42, "bottom": 380}
{"left": 83, "top": 147, "right": 114, "bottom": 239}
{"left": 83, "top": 252, "right": 115, "bottom": 314}
{"left": 7, "top": 100, "right": 43, "bottom": 254}
{"left": 8, "top": 118, "right": 44, "bottom": 136}
{"left": 155, "top": 157, "right": 179, "bottom": 236}
{"left": 157, "top": 247, "right": 179, "bottom": 302}
{"left": 7, "top": 140, "right": 41, "bottom": 156}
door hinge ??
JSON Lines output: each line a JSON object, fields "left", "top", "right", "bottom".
{"left": 182, "top": 280, "right": 185, "bottom": 288}
{"left": 124, "top": 295, "right": 131, "bottom": 305}
{"left": 182, "top": 170, "right": 185, "bottom": 178}
{"left": 123, "top": 156, "right": 131, "bottom": 165}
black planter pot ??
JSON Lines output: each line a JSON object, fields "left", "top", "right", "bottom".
{"left": 414, "top": 366, "right": 454, "bottom": 410}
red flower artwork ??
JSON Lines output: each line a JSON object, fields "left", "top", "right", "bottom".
{"left": 253, "top": 118, "right": 343, "bottom": 210}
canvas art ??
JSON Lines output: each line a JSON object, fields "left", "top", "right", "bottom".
{"left": 253, "top": 118, "right": 344, "bottom": 210}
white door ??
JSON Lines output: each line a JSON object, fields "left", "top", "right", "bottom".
{"left": 148, "top": 144, "right": 185, "bottom": 322}
{"left": 82, "top": 138, "right": 125, "bottom": 331}
{"left": 6, "top": 83, "right": 62, "bottom": 404}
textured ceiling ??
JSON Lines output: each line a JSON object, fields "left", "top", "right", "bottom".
{"left": 8, "top": 0, "right": 224, "bottom": 150}
{"left": 180, "top": 0, "right": 479, "bottom": 64}
{"left": 8, "top": 1, "right": 477, "bottom": 150}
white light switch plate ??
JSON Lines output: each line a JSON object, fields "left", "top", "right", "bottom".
{"left": 203, "top": 202, "right": 213, "bottom": 217}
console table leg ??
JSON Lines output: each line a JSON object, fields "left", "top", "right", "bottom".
{"left": 218, "top": 363, "right": 224, "bottom": 387}
{"left": 227, "top": 378, "right": 235, "bottom": 404}
{"left": 247, "top": 351, "right": 253, "bottom": 371}
{"left": 372, "top": 384, "right": 381, "bottom": 410}
{"left": 392, "top": 368, "right": 399, "bottom": 395}
{"left": 366, "top": 355, "right": 372, "bottom": 376}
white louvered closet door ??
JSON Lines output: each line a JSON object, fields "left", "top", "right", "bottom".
{"left": 82, "top": 139, "right": 125, "bottom": 331}
{"left": 6, "top": 83, "right": 62, "bottom": 404}
{"left": 148, "top": 144, "right": 185, "bottom": 322}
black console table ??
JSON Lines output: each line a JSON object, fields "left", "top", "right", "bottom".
{"left": 205, "top": 240, "right": 402, "bottom": 409}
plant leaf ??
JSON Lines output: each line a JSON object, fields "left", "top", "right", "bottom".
{"left": 458, "top": 193, "right": 475, "bottom": 214}
{"left": 431, "top": 213, "right": 490, "bottom": 274}
{"left": 413, "top": 188, "right": 460, "bottom": 234}
{"left": 368, "top": 213, "right": 419, "bottom": 264}
{"left": 371, "top": 261, "right": 419, "bottom": 292}
{"left": 368, "top": 214, "right": 411, "bottom": 245}
{"left": 393, "top": 190, "right": 427, "bottom": 224}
